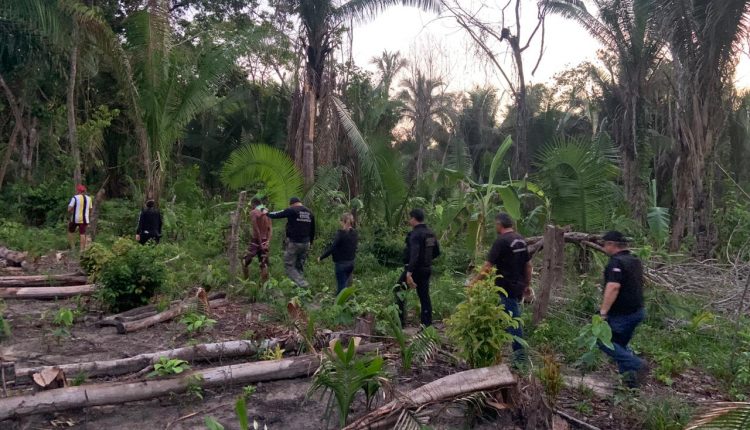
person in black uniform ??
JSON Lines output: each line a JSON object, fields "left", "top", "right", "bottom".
{"left": 318, "top": 212, "right": 358, "bottom": 295}
{"left": 267, "top": 197, "right": 315, "bottom": 288}
{"left": 136, "top": 200, "right": 162, "bottom": 245}
{"left": 599, "top": 230, "right": 648, "bottom": 387}
{"left": 469, "top": 213, "right": 532, "bottom": 364}
{"left": 395, "top": 208, "right": 440, "bottom": 327}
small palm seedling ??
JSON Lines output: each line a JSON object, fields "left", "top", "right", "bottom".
{"left": 383, "top": 306, "right": 439, "bottom": 372}
{"left": 308, "top": 338, "right": 388, "bottom": 428}
{"left": 148, "top": 357, "right": 191, "bottom": 378}
{"left": 261, "top": 344, "right": 285, "bottom": 361}
{"left": 51, "top": 307, "right": 76, "bottom": 343}
{"left": 180, "top": 312, "right": 216, "bottom": 334}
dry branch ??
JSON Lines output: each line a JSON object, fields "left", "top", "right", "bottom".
{"left": 0, "top": 284, "right": 95, "bottom": 299}
{"left": 15, "top": 340, "right": 264, "bottom": 381}
{"left": 0, "top": 342, "right": 383, "bottom": 421}
{"left": 0, "top": 274, "right": 87, "bottom": 288}
{"left": 343, "top": 364, "right": 517, "bottom": 429}
{"left": 111, "top": 297, "right": 228, "bottom": 334}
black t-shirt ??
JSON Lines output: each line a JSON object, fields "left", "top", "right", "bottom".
{"left": 268, "top": 205, "right": 315, "bottom": 243}
{"left": 603, "top": 250, "right": 644, "bottom": 315}
{"left": 487, "top": 231, "right": 530, "bottom": 299}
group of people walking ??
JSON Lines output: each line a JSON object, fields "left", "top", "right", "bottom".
{"left": 68, "top": 185, "right": 648, "bottom": 388}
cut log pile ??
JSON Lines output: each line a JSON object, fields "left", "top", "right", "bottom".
{"left": 0, "top": 342, "right": 383, "bottom": 421}
{"left": 13, "top": 339, "right": 267, "bottom": 382}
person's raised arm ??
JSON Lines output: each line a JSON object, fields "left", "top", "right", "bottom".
{"left": 267, "top": 208, "right": 290, "bottom": 219}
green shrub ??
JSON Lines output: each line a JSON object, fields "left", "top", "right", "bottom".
{"left": 80, "top": 242, "right": 114, "bottom": 282}
{"left": 2, "top": 181, "right": 71, "bottom": 226}
{"left": 95, "top": 238, "right": 167, "bottom": 312}
{"left": 445, "top": 277, "right": 518, "bottom": 368}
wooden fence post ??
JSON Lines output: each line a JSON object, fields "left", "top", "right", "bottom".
{"left": 228, "top": 191, "right": 247, "bottom": 278}
{"left": 533, "top": 225, "right": 565, "bottom": 324}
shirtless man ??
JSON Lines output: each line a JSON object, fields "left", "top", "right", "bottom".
{"left": 242, "top": 198, "right": 272, "bottom": 283}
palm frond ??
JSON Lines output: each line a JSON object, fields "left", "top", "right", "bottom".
{"left": 220, "top": 142, "right": 303, "bottom": 209}
{"left": 331, "top": 95, "right": 382, "bottom": 187}
{"left": 305, "top": 165, "right": 344, "bottom": 203}
{"left": 394, "top": 409, "right": 427, "bottom": 430}
{"left": 686, "top": 402, "right": 750, "bottom": 430}
{"left": 338, "top": 0, "right": 441, "bottom": 24}
{"left": 488, "top": 136, "right": 513, "bottom": 186}
{"left": 534, "top": 137, "right": 620, "bottom": 231}
{"left": 546, "top": 0, "right": 620, "bottom": 51}
{"left": 410, "top": 325, "right": 440, "bottom": 364}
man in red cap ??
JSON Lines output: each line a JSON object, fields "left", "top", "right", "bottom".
{"left": 67, "top": 184, "right": 93, "bottom": 251}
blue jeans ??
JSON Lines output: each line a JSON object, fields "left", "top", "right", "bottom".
{"left": 334, "top": 261, "right": 354, "bottom": 294}
{"left": 599, "top": 308, "right": 645, "bottom": 374}
{"left": 501, "top": 295, "right": 526, "bottom": 362}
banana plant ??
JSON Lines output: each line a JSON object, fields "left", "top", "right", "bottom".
{"left": 440, "top": 136, "right": 539, "bottom": 260}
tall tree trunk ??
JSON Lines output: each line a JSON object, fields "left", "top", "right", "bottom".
{"left": 510, "top": 36, "right": 529, "bottom": 178}
{"left": 0, "top": 123, "right": 20, "bottom": 191}
{"left": 68, "top": 25, "right": 82, "bottom": 185}
{"left": 302, "top": 83, "right": 316, "bottom": 186}
{"left": 620, "top": 91, "right": 647, "bottom": 223}
{"left": 0, "top": 72, "right": 24, "bottom": 190}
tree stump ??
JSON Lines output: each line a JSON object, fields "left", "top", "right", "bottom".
{"left": 533, "top": 225, "right": 565, "bottom": 324}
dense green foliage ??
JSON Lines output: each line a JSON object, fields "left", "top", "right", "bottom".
{"left": 445, "top": 278, "right": 519, "bottom": 368}
{"left": 85, "top": 238, "right": 167, "bottom": 312}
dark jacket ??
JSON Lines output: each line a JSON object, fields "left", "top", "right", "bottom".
{"left": 403, "top": 224, "right": 440, "bottom": 272}
{"left": 268, "top": 205, "right": 315, "bottom": 243}
{"left": 137, "top": 208, "right": 162, "bottom": 237}
{"left": 320, "top": 229, "right": 358, "bottom": 263}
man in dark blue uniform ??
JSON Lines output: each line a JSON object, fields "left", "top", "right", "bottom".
{"left": 395, "top": 208, "right": 440, "bottom": 327}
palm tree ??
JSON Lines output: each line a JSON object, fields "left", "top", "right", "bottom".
{"left": 398, "top": 69, "right": 455, "bottom": 179}
{"left": 284, "top": 0, "right": 441, "bottom": 186}
{"left": 370, "top": 50, "right": 409, "bottom": 96}
{"left": 547, "top": 0, "right": 664, "bottom": 223}
{"left": 658, "top": 0, "right": 750, "bottom": 255}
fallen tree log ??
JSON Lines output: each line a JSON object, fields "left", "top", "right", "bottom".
{"left": 344, "top": 364, "right": 517, "bottom": 429}
{"left": 0, "top": 247, "right": 26, "bottom": 266}
{"left": 0, "top": 284, "right": 95, "bottom": 299}
{"left": 527, "top": 232, "right": 602, "bottom": 256}
{"left": 0, "top": 342, "right": 383, "bottom": 421}
{"left": 15, "top": 339, "right": 265, "bottom": 381}
{"left": 111, "top": 297, "right": 229, "bottom": 334}
{"left": 0, "top": 274, "right": 88, "bottom": 288}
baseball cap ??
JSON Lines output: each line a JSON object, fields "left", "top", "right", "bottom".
{"left": 76, "top": 184, "right": 86, "bottom": 193}
{"left": 289, "top": 197, "right": 301, "bottom": 205}
{"left": 602, "top": 231, "right": 628, "bottom": 243}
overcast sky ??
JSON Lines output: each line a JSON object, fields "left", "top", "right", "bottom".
{"left": 349, "top": 4, "right": 750, "bottom": 93}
